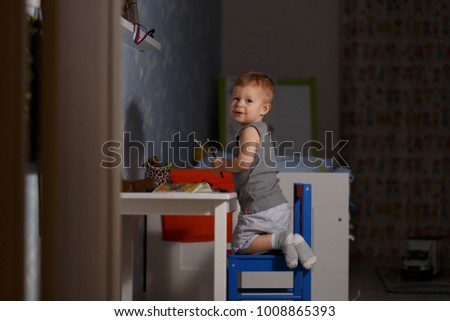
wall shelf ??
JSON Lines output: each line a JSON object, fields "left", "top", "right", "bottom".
{"left": 121, "top": 17, "right": 161, "bottom": 52}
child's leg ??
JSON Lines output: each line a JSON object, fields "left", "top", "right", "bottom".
{"left": 239, "top": 232, "right": 299, "bottom": 269}
{"left": 238, "top": 234, "right": 272, "bottom": 253}
{"left": 272, "top": 231, "right": 298, "bottom": 269}
{"left": 293, "top": 234, "right": 317, "bottom": 269}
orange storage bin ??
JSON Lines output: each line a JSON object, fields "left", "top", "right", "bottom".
{"left": 161, "top": 169, "right": 235, "bottom": 242}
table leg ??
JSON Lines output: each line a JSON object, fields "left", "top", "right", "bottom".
{"left": 213, "top": 201, "right": 228, "bottom": 301}
{"left": 146, "top": 214, "right": 152, "bottom": 300}
{"left": 121, "top": 216, "right": 133, "bottom": 300}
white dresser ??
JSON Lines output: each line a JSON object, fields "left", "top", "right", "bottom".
{"left": 241, "top": 172, "right": 350, "bottom": 300}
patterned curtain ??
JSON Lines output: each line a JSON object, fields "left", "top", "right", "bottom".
{"left": 341, "top": 0, "right": 450, "bottom": 261}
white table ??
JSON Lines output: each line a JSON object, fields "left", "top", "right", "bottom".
{"left": 120, "top": 191, "right": 238, "bottom": 301}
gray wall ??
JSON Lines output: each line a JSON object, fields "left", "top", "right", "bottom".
{"left": 221, "top": 0, "right": 340, "bottom": 143}
{"left": 121, "top": 0, "right": 221, "bottom": 180}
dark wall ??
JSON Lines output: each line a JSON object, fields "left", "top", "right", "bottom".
{"left": 121, "top": 0, "right": 221, "bottom": 180}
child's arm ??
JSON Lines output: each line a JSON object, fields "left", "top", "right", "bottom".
{"left": 212, "top": 126, "right": 260, "bottom": 173}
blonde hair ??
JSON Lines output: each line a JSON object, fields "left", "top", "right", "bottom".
{"left": 233, "top": 71, "right": 275, "bottom": 103}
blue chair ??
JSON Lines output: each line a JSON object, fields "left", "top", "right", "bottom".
{"left": 227, "top": 183, "right": 312, "bottom": 300}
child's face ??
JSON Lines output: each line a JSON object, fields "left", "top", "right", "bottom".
{"left": 230, "top": 85, "right": 271, "bottom": 125}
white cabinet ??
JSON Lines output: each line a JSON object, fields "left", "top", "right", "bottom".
{"left": 279, "top": 172, "right": 350, "bottom": 300}
{"left": 242, "top": 172, "right": 350, "bottom": 300}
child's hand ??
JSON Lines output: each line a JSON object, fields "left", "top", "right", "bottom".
{"left": 211, "top": 157, "right": 225, "bottom": 172}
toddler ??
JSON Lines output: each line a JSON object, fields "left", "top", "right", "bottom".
{"left": 212, "top": 71, "right": 317, "bottom": 269}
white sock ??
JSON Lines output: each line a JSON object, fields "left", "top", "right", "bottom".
{"left": 294, "top": 234, "right": 317, "bottom": 270}
{"left": 272, "top": 231, "right": 298, "bottom": 269}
